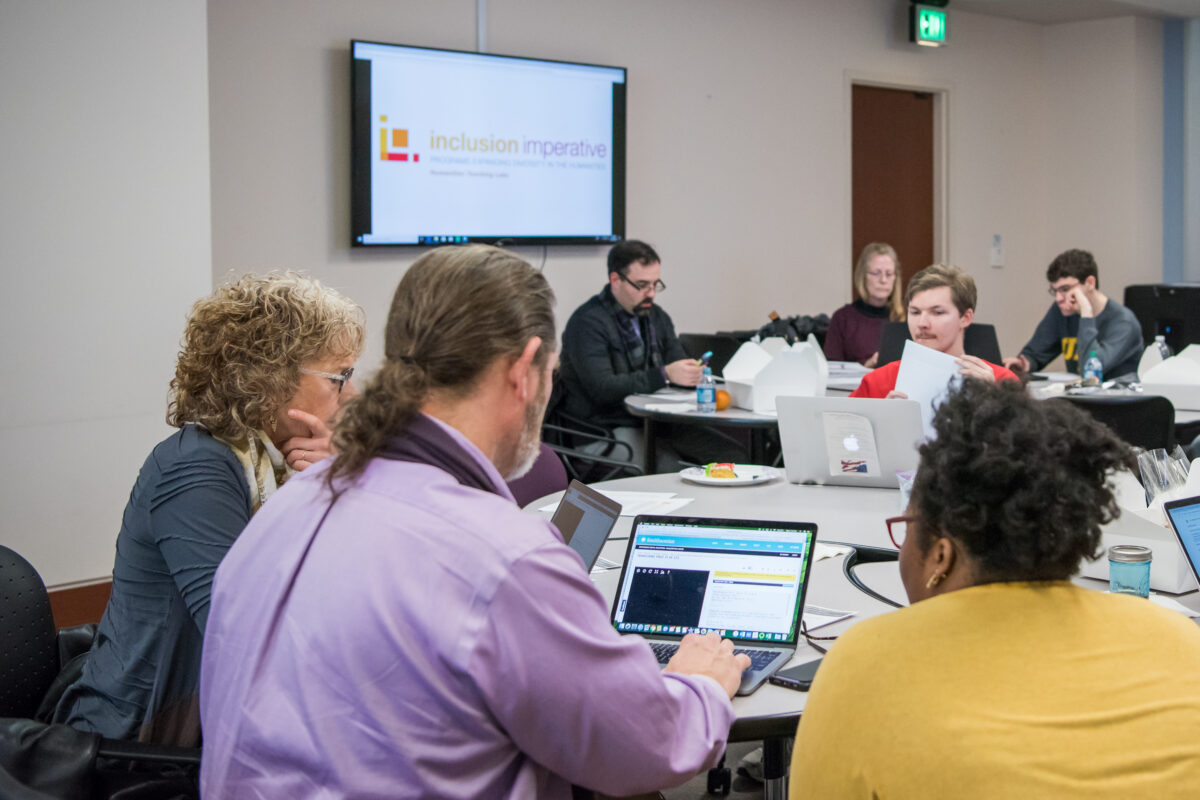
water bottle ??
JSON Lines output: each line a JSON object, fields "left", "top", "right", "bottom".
{"left": 1082, "top": 350, "right": 1103, "bottom": 383}
{"left": 1154, "top": 335, "right": 1173, "bottom": 359}
{"left": 697, "top": 366, "right": 716, "bottom": 413}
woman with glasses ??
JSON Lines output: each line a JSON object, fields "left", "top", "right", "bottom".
{"left": 55, "top": 273, "right": 364, "bottom": 746}
{"left": 822, "top": 242, "right": 904, "bottom": 367}
{"left": 789, "top": 379, "right": 1200, "bottom": 798}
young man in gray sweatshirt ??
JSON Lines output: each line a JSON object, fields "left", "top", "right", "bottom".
{"left": 1002, "top": 249, "right": 1144, "bottom": 379}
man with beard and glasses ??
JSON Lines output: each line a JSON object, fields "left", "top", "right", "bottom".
{"left": 558, "top": 239, "right": 745, "bottom": 469}
{"left": 199, "top": 245, "right": 749, "bottom": 799}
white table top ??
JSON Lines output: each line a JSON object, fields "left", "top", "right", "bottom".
{"left": 624, "top": 388, "right": 779, "bottom": 425}
{"left": 528, "top": 474, "right": 908, "bottom": 737}
{"left": 529, "top": 472, "right": 1200, "bottom": 739}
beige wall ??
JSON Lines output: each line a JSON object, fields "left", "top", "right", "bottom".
{"left": 1, "top": 0, "right": 212, "bottom": 586}
{"left": 1043, "top": 16, "right": 1164, "bottom": 304}
{"left": 209, "top": 0, "right": 1164, "bottom": 372}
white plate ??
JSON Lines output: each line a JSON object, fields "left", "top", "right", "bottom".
{"left": 679, "top": 464, "right": 780, "bottom": 486}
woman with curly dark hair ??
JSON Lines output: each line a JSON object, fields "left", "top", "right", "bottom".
{"left": 55, "top": 273, "right": 364, "bottom": 746}
{"left": 790, "top": 379, "right": 1200, "bottom": 798}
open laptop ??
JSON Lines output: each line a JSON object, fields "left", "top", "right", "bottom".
{"left": 550, "top": 480, "right": 623, "bottom": 572}
{"left": 610, "top": 515, "right": 818, "bottom": 695}
{"left": 1164, "top": 494, "right": 1200, "bottom": 586}
{"left": 776, "top": 395, "right": 923, "bottom": 489}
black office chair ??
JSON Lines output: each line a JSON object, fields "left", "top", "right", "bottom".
{"left": 1049, "top": 395, "right": 1176, "bottom": 452}
{"left": 876, "top": 321, "right": 1002, "bottom": 366}
{"left": 0, "top": 545, "right": 201, "bottom": 799}
{"left": 678, "top": 333, "right": 742, "bottom": 378}
{"left": 541, "top": 376, "right": 643, "bottom": 482}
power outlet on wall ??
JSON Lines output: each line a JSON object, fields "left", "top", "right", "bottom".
{"left": 989, "top": 234, "right": 1004, "bottom": 268}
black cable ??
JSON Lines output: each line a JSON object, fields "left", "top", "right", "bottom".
{"left": 835, "top": 541, "right": 906, "bottom": 609}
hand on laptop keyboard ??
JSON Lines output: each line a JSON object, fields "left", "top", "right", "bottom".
{"left": 661, "top": 632, "right": 752, "bottom": 698}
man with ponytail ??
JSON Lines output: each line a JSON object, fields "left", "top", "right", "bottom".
{"left": 199, "top": 245, "right": 749, "bottom": 799}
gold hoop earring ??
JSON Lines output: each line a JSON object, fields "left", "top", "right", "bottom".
{"left": 925, "top": 572, "right": 944, "bottom": 590}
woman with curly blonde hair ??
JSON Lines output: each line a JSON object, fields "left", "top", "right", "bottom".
{"left": 55, "top": 273, "right": 364, "bottom": 746}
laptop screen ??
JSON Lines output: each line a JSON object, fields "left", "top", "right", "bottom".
{"left": 611, "top": 516, "right": 817, "bottom": 646}
{"left": 1165, "top": 495, "right": 1200, "bottom": 581}
{"left": 550, "top": 480, "right": 621, "bottom": 570}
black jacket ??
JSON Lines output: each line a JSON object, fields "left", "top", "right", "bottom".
{"left": 557, "top": 286, "right": 687, "bottom": 428}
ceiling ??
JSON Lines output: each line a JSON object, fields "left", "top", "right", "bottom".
{"left": 951, "top": 0, "right": 1200, "bottom": 25}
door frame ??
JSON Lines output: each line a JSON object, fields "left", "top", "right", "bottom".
{"left": 844, "top": 70, "right": 951, "bottom": 279}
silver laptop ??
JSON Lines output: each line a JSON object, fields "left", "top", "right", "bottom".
{"left": 776, "top": 395, "right": 923, "bottom": 489}
{"left": 1164, "top": 495, "right": 1200, "bottom": 586}
{"left": 550, "top": 480, "right": 623, "bottom": 572}
{"left": 610, "top": 515, "right": 818, "bottom": 695}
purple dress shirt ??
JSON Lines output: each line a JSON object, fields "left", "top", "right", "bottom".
{"left": 200, "top": 416, "right": 734, "bottom": 799}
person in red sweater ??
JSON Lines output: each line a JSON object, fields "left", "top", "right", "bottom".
{"left": 851, "top": 264, "right": 1017, "bottom": 399}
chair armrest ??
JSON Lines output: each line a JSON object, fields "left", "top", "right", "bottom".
{"left": 56, "top": 624, "right": 96, "bottom": 668}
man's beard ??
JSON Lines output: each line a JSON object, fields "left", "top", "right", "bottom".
{"left": 634, "top": 301, "right": 654, "bottom": 316}
{"left": 500, "top": 374, "right": 549, "bottom": 481}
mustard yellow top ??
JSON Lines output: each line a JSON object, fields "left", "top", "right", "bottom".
{"left": 790, "top": 582, "right": 1200, "bottom": 799}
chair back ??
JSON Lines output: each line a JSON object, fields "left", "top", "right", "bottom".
{"left": 678, "top": 333, "right": 742, "bottom": 377}
{"left": 0, "top": 546, "right": 58, "bottom": 719}
{"left": 1051, "top": 395, "right": 1176, "bottom": 452}
{"left": 506, "top": 443, "right": 569, "bottom": 507}
{"left": 876, "top": 321, "right": 1002, "bottom": 366}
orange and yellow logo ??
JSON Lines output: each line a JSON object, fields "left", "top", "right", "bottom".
{"left": 379, "top": 116, "right": 418, "bottom": 162}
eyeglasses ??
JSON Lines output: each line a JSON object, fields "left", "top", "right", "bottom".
{"left": 885, "top": 514, "right": 916, "bottom": 549}
{"left": 617, "top": 271, "right": 667, "bottom": 294}
{"left": 301, "top": 367, "right": 354, "bottom": 394}
{"left": 866, "top": 271, "right": 895, "bottom": 280}
{"left": 1048, "top": 281, "right": 1080, "bottom": 297}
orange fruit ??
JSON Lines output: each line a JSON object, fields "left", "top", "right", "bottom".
{"left": 715, "top": 389, "right": 731, "bottom": 411}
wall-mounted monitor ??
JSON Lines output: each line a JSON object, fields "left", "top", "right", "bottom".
{"left": 351, "top": 40, "right": 626, "bottom": 247}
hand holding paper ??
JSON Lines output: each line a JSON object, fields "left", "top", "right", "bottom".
{"left": 894, "top": 340, "right": 962, "bottom": 439}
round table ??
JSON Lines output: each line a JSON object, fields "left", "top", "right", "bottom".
{"left": 529, "top": 473, "right": 907, "bottom": 796}
{"left": 622, "top": 389, "right": 787, "bottom": 473}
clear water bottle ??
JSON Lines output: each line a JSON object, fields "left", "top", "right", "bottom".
{"left": 1154, "top": 335, "right": 1173, "bottom": 359}
{"left": 1082, "top": 350, "right": 1103, "bottom": 383}
{"left": 697, "top": 366, "right": 716, "bottom": 413}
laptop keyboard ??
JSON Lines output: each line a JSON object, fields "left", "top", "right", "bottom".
{"left": 649, "top": 641, "right": 779, "bottom": 670}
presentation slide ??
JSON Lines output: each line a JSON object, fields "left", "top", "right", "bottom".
{"left": 353, "top": 42, "right": 625, "bottom": 245}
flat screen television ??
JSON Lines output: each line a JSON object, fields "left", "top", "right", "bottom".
{"left": 351, "top": 40, "right": 626, "bottom": 247}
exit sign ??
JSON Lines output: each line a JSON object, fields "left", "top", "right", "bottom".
{"left": 910, "top": 5, "right": 948, "bottom": 47}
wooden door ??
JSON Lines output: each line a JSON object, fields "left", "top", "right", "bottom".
{"left": 851, "top": 85, "right": 934, "bottom": 298}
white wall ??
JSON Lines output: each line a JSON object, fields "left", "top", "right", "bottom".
{"left": 0, "top": 0, "right": 212, "bottom": 586}
{"left": 208, "top": 0, "right": 1165, "bottom": 371}
{"left": 1187, "top": 18, "right": 1200, "bottom": 280}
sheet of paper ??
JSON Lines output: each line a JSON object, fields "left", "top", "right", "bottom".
{"left": 1148, "top": 593, "right": 1200, "bottom": 618}
{"left": 826, "top": 360, "right": 871, "bottom": 378}
{"left": 813, "top": 542, "right": 854, "bottom": 561}
{"left": 894, "top": 339, "right": 963, "bottom": 439}
{"left": 539, "top": 491, "right": 693, "bottom": 517}
{"left": 643, "top": 402, "right": 697, "bottom": 413}
{"left": 821, "top": 411, "right": 880, "bottom": 477}
{"left": 802, "top": 604, "right": 856, "bottom": 631}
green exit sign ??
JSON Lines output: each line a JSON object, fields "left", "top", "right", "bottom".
{"left": 910, "top": 5, "right": 948, "bottom": 47}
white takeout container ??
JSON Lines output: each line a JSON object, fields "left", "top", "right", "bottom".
{"left": 1140, "top": 344, "right": 1200, "bottom": 411}
{"left": 723, "top": 335, "right": 828, "bottom": 414}
{"left": 1078, "top": 465, "right": 1200, "bottom": 594}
